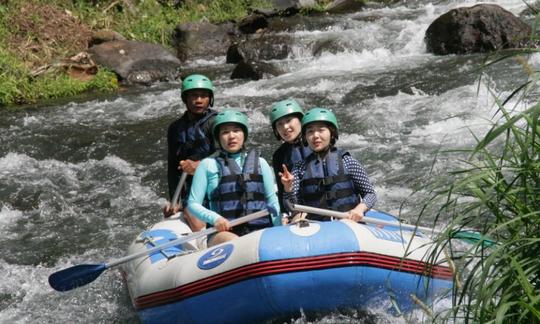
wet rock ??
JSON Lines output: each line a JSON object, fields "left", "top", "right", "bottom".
{"left": 237, "top": 35, "right": 293, "bottom": 61}
{"left": 250, "top": 7, "right": 280, "bottom": 17}
{"left": 266, "top": 14, "right": 333, "bottom": 33}
{"left": 326, "top": 0, "right": 365, "bottom": 14}
{"left": 425, "top": 4, "right": 532, "bottom": 55}
{"left": 88, "top": 40, "right": 181, "bottom": 85}
{"left": 269, "top": 0, "right": 317, "bottom": 14}
{"left": 89, "top": 29, "right": 126, "bottom": 47}
{"left": 238, "top": 14, "right": 269, "bottom": 34}
{"left": 226, "top": 44, "right": 243, "bottom": 64}
{"left": 312, "top": 38, "right": 346, "bottom": 56}
{"left": 231, "top": 60, "right": 283, "bottom": 80}
{"left": 172, "top": 22, "right": 238, "bottom": 62}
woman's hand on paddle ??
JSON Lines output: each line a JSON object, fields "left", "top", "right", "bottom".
{"left": 279, "top": 164, "right": 294, "bottom": 192}
{"left": 214, "top": 216, "right": 231, "bottom": 232}
{"left": 179, "top": 159, "right": 200, "bottom": 175}
{"left": 348, "top": 203, "right": 368, "bottom": 222}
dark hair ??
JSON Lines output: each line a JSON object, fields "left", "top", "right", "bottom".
{"left": 302, "top": 123, "right": 338, "bottom": 147}
{"left": 272, "top": 113, "right": 304, "bottom": 141}
{"left": 329, "top": 125, "right": 338, "bottom": 146}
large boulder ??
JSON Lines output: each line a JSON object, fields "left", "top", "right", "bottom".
{"left": 172, "top": 22, "right": 237, "bottom": 62}
{"left": 269, "top": 0, "right": 317, "bottom": 14}
{"left": 326, "top": 0, "right": 365, "bottom": 14}
{"left": 238, "top": 14, "right": 269, "bottom": 34}
{"left": 88, "top": 29, "right": 126, "bottom": 47}
{"left": 88, "top": 40, "right": 181, "bottom": 85}
{"left": 236, "top": 35, "right": 293, "bottom": 62}
{"left": 230, "top": 60, "right": 283, "bottom": 80}
{"left": 425, "top": 4, "right": 532, "bottom": 55}
{"left": 312, "top": 38, "right": 346, "bottom": 56}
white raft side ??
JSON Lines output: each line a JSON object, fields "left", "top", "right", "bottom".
{"left": 123, "top": 218, "right": 198, "bottom": 300}
{"left": 341, "top": 220, "right": 449, "bottom": 265}
{"left": 125, "top": 228, "right": 265, "bottom": 300}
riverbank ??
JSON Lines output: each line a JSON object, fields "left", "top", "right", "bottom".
{"left": 0, "top": 0, "right": 282, "bottom": 106}
{"left": 0, "top": 0, "right": 383, "bottom": 107}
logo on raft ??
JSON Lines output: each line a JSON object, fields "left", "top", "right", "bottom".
{"left": 197, "top": 244, "right": 234, "bottom": 270}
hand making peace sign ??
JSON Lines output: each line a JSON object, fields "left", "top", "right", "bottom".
{"left": 279, "top": 164, "right": 294, "bottom": 193}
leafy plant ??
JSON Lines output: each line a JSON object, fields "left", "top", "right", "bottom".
{"left": 416, "top": 52, "right": 540, "bottom": 322}
{"left": 0, "top": 46, "right": 118, "bottom": 106}
{"left": 0, "top": 0, "right": 271, "bottom": 106}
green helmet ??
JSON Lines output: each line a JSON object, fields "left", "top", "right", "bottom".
{"left": 302, "top": 107, "right": 339, "bottom": 138}
{"left": 270, "top": 99, "right": 304, "bottom": 126}
{"left": 212, "top": 110, "right": 249, "bottom": 140}
{"left": 181, "top": 74, "right": 214, "bottom": 106}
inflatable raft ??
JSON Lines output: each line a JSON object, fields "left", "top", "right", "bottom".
{"left": 122, "top": 211, "right": 453, "bottom": 323}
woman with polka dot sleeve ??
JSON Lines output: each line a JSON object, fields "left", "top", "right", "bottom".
{"left": 280, "top": 108, "right": 376, "bottom": 222}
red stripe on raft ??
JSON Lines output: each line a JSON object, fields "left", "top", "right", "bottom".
{"left": 134, "top": 251, "right": 453, "bottom": 309}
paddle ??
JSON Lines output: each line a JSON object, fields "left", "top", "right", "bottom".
{"left": 49, "top": 209, "right": 270, "bottom": 292}
{"left": 172, "top": 172, "right": 188, "bottom": 209}
{"left": 168, "top": 172, "right": 188, "bottom": 219}
{"left": 286, "top": 201, "right": 496, "bottom": 246}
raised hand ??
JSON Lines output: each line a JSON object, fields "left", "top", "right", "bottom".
{"left": 279, "top": 164, "right": 294, "bottom": 192}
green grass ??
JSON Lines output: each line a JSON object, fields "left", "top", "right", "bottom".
{"left": 51, "top": 0, "right": 273, "bottom": 46}
{"left": 0, "top": 0, "right": 273, "bottom": 106}
{"left": 415, "top": 50, "right": 540, "bottom": 322}
{"left": 0, "top": 48, "right": 118, "bottom": 106}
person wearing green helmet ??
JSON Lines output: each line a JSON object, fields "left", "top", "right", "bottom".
{"left": 188, "top": 110, "right": 281, "bottom": 247}
{"left": 280, "top": 108, "right": 376, "bottom": 222}
{"left": 269, "top": 99, "right": 311, "bottom": 219}
{"left": 163, "top": 74, "right": 217, "bottom": 232}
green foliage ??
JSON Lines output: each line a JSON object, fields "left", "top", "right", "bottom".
{"left": 120, "top": 0, "right": 271, "bottom": 44}
{"left": 0, "top": 0, "right": 270, "bottom": 105}
{"left": 46, "top": 0, "right": 271, "bottom": 46}
{"left": 0, "top": 47, "right": 118, "bottom": 106}
{"left": 87, "top": 68, "right": 119, "bottom": 92}
{"left": 417, "top": 52, "right": 540, "bottom": 322}
{"left": 28, "top": 68, "right": 119, "bottom": 101}
{"left": 0, "top": 50, "right": 31, "bottom": 105}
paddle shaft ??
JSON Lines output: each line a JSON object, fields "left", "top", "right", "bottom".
{"left": 106, "top": 209, "right": 269, "bottom": 268}
{"left": 171, "top": 172, "right": 188, "bottom": 208}
{"left": 290, "top": 203, "right": 440, "bottom": 235}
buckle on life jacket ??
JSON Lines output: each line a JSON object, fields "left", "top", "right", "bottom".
{"left": 321, "top": 176, "right": 334, "bottom": 186}
{"left": 325, "top": 191, "right": 337, "bottom": 200}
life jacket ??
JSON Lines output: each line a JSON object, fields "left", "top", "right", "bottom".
{"left": 282, "top": 140, "right": 312, "bottom": 170}
{"left": 176, "top": 109, "right": 217, "bottom": 161}
{"left": 299, "top": 148, "right": 359, "bottom": 220}
{"left": 274, "top": 140, "right": 311, "bottom": 213}
{"left": 210, "top": 150, "right": 271, "bottom": 233}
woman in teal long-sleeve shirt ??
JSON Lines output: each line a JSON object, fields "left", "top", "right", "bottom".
{"left": 188, "top": 110, "right": 281, "bottom": 246}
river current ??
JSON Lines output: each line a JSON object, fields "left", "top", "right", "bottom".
{"left": 0, "top": 0, "right": 537, "bottom": 322}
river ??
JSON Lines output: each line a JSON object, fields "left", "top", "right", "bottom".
{"left": 0, "top": 0, "right": 537, "bottom": 322}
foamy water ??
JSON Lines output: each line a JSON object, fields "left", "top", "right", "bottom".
{"left": 0, "top": 0, "right": 532, "bottom": 322}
